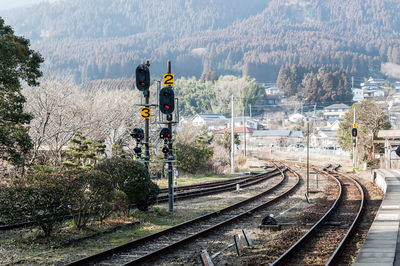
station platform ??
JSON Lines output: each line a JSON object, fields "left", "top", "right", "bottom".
{"left": 354, "top": 169, "right": 400, "bottom": 265}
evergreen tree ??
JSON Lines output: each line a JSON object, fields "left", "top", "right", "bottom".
{"left": 62, "top": 131, "right": 106, "bottom": 170}
{"left": 0, "top": 18, "right": 43, "bottom": 168}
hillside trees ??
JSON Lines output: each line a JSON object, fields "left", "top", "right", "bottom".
{"left": 0, "top": 18, "right": 43, "bottom": 169}
{"left": 175, "top": 76, "right": 266, "bottom": 116}
{"left": 1, "top": 0, "right": 396, "bottom": 81}
{"left": 277, "top": 65, "right": 352, "bottom": 104}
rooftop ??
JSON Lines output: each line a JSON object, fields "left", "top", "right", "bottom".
{"left": 253, "top": 130, "right": 303, "bottom": 138}
{"left": 324, "top": 103, "right": 349, "bottom": 109}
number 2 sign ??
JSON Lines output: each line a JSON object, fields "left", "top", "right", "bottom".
{"left": 163, "top": 74, "right": 174, "bottom": 85}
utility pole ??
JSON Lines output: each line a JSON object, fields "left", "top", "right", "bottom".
{"left": 353, "top": 106, "right": 357, "bottom": 170}
{"left": 313, "top": 104, "right": 316, "bottom": 117}
{"left": 231, "top": 94, "right": 235, "bottom": 174}
{"left": 249, "top": 104, "right": 252, "bottom": 118}
{"left": 243, "top": 107, "right": 246, "bottom": 156}
{"left": 306, "top": 119, "right": 310, "bottom": 198}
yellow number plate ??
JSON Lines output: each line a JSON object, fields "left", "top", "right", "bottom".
{"left": 140, "top": 107, "right": 151, "bottom": 119}
{"left": 353, "top": 124, "right": 357, "bottom": 128}
{"left": 163, "top": 74, "right": 174, "bottom": 85}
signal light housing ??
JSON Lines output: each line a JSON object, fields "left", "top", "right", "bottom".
{"left": 159, "top": 87, "right": 175, "bottom": 114}
{"left": 135, "top": 64, "right": 150, "bottom": 91}
{"left": 131, "top": 128, "right": 144, "bottom": 140}
{"left": 352, "top": 128, "right": 357, "bottom": 137}
{"left": 160, "top": 128, "right": 172, "bottom": 139}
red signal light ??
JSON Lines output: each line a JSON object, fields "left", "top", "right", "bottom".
{"left": 167, "top": 133, "right": 171, "bottom": 138}
{"left": 140, "top": 82, "right": 145, "bottom": 86}
{"left": 164, "top": 104, "right": 170, "bottom": 109}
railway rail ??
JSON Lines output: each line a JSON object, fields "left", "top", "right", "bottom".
{"left": 156, "top": 168, "right": 281, "bottom": 202}
{"left": 67, "top": 163, "right": 300, "bottom": 265}
{"left": 0, "top": 169, "right": 277, "bottom": 231}
{"left": 271, "top": 165, "right": 364, "bottom": 265}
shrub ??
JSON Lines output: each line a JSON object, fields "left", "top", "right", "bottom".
{"left": 95, "top": 157, "right": 160, "bottom": 211}
{"left": 67, "top": 170, "right": 113, "bottom": 229}
{"left": 176, "top": 142, "right": 213, "bottom": 173}
{"left": 0, "top": 173, "right": 71, "bottom": 236}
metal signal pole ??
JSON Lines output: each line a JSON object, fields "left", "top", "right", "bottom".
{"left": 144, "top": 61, "right": 150, "bottom": 170}
{"left": 167, "top": 60, "right": 174, "bottom": 213}
{"left": 231, "top": 94, "right": 235, "bottom": 174}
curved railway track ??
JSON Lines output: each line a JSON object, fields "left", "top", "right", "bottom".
{"left": 271, "top": 165, "right": 364, "bottom": 265}
{"left": 67, "top": 163, "right": 300, "bottom": 265}
{"left": 156, "top": 168, "right": 281, "bottom": 202}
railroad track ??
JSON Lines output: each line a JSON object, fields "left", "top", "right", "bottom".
{"left": 156, "top": 168, "right": 281, "bottom": 202}
{"left": 271, "top": 165, "right": 364, "bottom": 265}
{"left": 158, "top": 169, "right": 271, "bottom": 194}
{"left": 67, "top": 163, "right": 300, "bottom": 265}
{"left": 0, "top": 169, "right": 278, "bottom": 232}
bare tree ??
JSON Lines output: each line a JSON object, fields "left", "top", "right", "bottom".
{"left": 24, "top": 79, "right": 142, "bottom": 166}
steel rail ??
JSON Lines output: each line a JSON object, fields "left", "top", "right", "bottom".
{"left": 271, "top": 165, "right": 364, "bottom": 266}
{"left": 270, "top": 167, "right": 343, "bottom": 266}
{"left": 324, "top": 168, "right": 365, "bottom": 265}
{"left": 67, "top": 164, "right": 296, "bottom": 266}
{"left": 121, "top": 165, "right": 300, "bottom": 266}
{"left": 158, "top": 170, "right": 268, "bottom": 193}
{"left": 156, "top": 168, "right": 281, "bottom": 202}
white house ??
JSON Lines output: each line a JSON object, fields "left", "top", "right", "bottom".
{"left": 289, "top": 113, "right": 304, "bottom": 123}
{"left": 327, "top": 120, "right": 341, "bottom": 131}
{"left": 311, "top": 130, "right": 338, "bottom": 148}
{"left": 352, "top": 88, "right": 364, "bottom": 102}
{"left": 395, "top": 82, "right": 400, "bottom": 94}
{"left": 251, "top": 130, "right": 304, "bottom": 147}
{"left": 323, "top": 104, "right": 349, "bottom": 121}
{"left": 191, "top": 114, "right": 227, "bottom": 130}
{"left": 265, "top": 85, "right": 280, "bottom": 95}
{"left": 363, "top": 89, "right": 385, "bottom": 98}
{"left": 226, "top": 117, "right": 258, "bottom": 129}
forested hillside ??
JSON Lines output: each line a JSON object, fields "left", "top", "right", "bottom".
{"left": 2, "top": 0, "right": 400, "bottom": 82}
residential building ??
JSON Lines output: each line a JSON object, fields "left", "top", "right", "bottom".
{"left": 265, "top": 85, "right": 280, "bottom": 95}
{"left": 226, "top": 117, "right": 258, "bottom": 129}
{"left": 395, "top": 82, "right": 400, "bottom": 94}
{"left": 352, "top": 88, "right": 364, "bottom": 102}
{"left": 323, "top": 104, "right": 349, "bottom": 121}
{"left": 191, "top": 114, "right": 227, "bottom": 130}
{"left": 288, "top": 113, "right": 304, "bottom": 123}
{"left": 250, "top": 130, "right": 304, "bottom": 147}
{"left": 310, "top": 130, "right": 338, "bottom": 148}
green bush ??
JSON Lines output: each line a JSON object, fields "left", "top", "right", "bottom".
{"left": 0, "top": 173, "right": 71, "bottom": 236}
{"left": 176, "top": 142, "right": 213, "bottom": 173}
{"left": 67, "top": 170, "right": 113, "bottom": 229}
{"left": 95, "top": 157, "right": 159, "bottom": 211}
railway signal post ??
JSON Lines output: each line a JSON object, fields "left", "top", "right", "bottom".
{"left": 135, "top": 62, "right": 151, "bottom": 170}
{"left": 160, "top": 60, "right": 176, "bottom": 213}
{"left": 352, "top": 106, "right": 357, "bottom": 170}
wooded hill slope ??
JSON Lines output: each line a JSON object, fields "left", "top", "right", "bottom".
{"left": 2, "top": 0, "right": 400, "bottom": 82}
